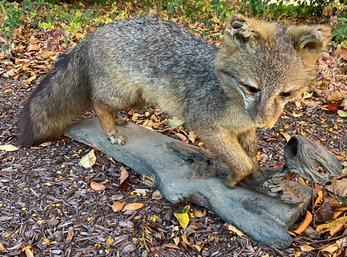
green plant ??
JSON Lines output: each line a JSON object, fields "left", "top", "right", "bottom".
{"left": 333, "top": 16, "right": 347, "bottom": 43}
{"left": 241, "top": 0, "right": 335, "bottom": 17}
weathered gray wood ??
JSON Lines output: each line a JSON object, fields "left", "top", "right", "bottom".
{"left": 283, "top": 135, "right": 342, "bottom": 184}
{"left": 66, "top": 118, "right": 311, "bottom": 249}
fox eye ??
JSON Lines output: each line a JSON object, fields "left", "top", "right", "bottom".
{"left": 280, "top": 91, "right": 291, "bottom": 98}
{"left": 241, "top": 82, "right": 259, "bottom": 94}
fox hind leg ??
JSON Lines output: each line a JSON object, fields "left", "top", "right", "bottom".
{"left": 94, "top": 101, "right": 127, "bottom": 145}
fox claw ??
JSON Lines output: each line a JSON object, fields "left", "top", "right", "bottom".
{"left": 107, "top": 132, "right": 127, "bottom": 145}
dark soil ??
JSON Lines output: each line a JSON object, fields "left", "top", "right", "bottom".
{"left": 0, "top": 75, "right": 346, "bottom": 257}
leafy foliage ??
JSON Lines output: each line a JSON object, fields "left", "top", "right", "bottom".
{"left": 333, "top": 16, "right": 347, "bottom": 44}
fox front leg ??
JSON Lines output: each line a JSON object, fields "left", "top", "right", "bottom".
{"left": 201, "top": 128, "right": 256, "bottom": 187}
{"left": 94, "top": 101, "right": 127, "bottom": 145}
{"left": 238, "top": 128, "right": 262, "bottom": 179}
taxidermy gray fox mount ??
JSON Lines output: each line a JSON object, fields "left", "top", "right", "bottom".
{"left": 17, "top": 14, "right": 331, "bottom": 187}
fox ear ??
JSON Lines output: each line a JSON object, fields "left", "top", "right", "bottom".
{"left": 223, "top": 14, "right": 259, "bottom": 51}
{"left": 287, "top": 25, "right": 331, "bottom": 68}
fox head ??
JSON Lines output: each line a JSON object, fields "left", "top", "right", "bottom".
{"left": 215, "top": 14, "right": 331, "bottom": 129}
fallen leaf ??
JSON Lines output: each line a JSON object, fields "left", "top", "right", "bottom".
{"left": 320, "top": 243, "right": 340, "bottom": 256}
{"left": 174, "top": 205, "right": 190, "bottom": 229}
{"left": 181, "top": 231, "right": 190, "bottom": 247}
{"left": 299, "top": 244, "right": 316, "bottom": 252}
{"left": 337, "top": 110, "right": 347, "bottom": 118}
{"left": 132, "top": 113, "right": 140, "bottom": 121}
{"left": 119, "top": 166, "right": 129, "bottom": 187}
{"left": 294, "top": 211, "right": 312, "bottom": 234}
{"left": 188, "top": 131, "right": 197, "bottom": 143}
{"left": 280, "top": 132, "right": 291, "bottom": 142}
{"left": 133, "top": 188, "right": 149, "bottom": 195}
{"left": 65, "top": 226, "right": 74, "bottom": 243}
{"left": 106, "top": 236, "right": 113, "bottom": 244}
{"left": 336, "top": 44, "right": 347, "bottom": 61}
{"left": 152, "top": 189, "right": 163, "bottom": 200}
{"left": 336, "top": 237, "right": 347, "bottom": 249}
{"left": 27, "top": 43, "right": 41, "bottom": 51}
{"left": 303, "top": 91, "right": 313, "bottom": 99}
{"left": 314, "top": 190, "right": 323, "bottom": 207}
{"left": 22, "top": 246, "right": 34, "bottom": 257}
{"left": 162, "top": 243, "right": 179, "bottom": 249}
{"left": 326, "top": 177, "right": 347, "bottom": 198}
{"left": 122, "top": 202, "right": 144, "bottom": 211}
{"left": 90, "top": 181, "right": 106, "bottom": 191}
{"left": 0, "top": 144, "right": 19, "bottom": 152}
{"left": 333, "top": 206, "right": 347, "bottom": 219}
{"left": 79, "top": 149, "right": 96, "bottom": 168}
{"left": 325, "top": 102, "right": 340, "bottom": 112}
{"left": 226, "top": 224, "right": 245, "bottom": 237}
{"left": 316, "top": 216, "right": 347, "bottom": 235}
{"left": 23, "top": 75, "right": 37, "bottom": 85}
{"left": 314, "top": 202, "right": 333, "bottom": 223}
{"left": 173, "top": 237, "right": 180, "bottom": 245}
{"left": 175, "top": 133, "right": 188, "bottom": 142}
{"left": 0, "top": 242, "right": 8, "bottom": 253}
{"left": 193, "top": 209, "right": 206, "bottom": 218}
{"left": 111, "top": 201, "right": 125, "bottom": 212}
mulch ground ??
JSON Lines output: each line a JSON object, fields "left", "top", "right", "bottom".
{"left": 0, "top": 62, "right": 346, "bottom": 256}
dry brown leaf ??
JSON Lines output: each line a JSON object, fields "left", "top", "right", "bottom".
{"left": 336, "top": 45, "right": 347, "bottom": 61}
{"left": 122, "top": 203, "right": 144, "bottom": 211}
{"left": 329, "top": 222, "right": 345, "bottom": 237}
{"left": 336, "top": 237, "right": 347, "bottom": 249}
{"left": 294, "top": 211, "right": 312, "bottom": 234}
{"left": 299, "top": 244, "right": 316, "bottom": 252}
{"left": 327, "top": 90, "right": 343, "bottom": 102}
{"left": 181, "top": 232, "right": 190, "bottom": 246}
{"left": 280, "top": 132, "right": 291, "bottom": 142}
{"left": 314, "top": 202, "right": 333, "bottom": 223}
{"left": 193, "top": 244, "right": 202, "bottom": 252}
{"left": 175, "top": 133, "right": 188, "bottom": 142}
{"left": 162, "top": 243, "right": 179, "bottom": 249}
{"left": 15, "top": 59, "right": 30, "bottom": 65}
{"left": 0, "top": 242, "right": 8, "bottom": 253}
{"left": 326, "top": 177, "right": 347, "bottom": 198}
{"left": 23, "top": 75, "right": 37, "bottom": 85}
{"left": 188, "top": 131, "right": 197, "bottom": 143}
{"left": 23, "top": 246, "right": 34, "bottom": 257}
{"left": 79, "top": 149, "right": 96, "bottom": 168}
{"left": 132, "top": 113, "right": 140, "bottom": 121}
{"left": 152, "top": 189, "right": 163, "bottom": 200}
{"left": 90, "top": 181, "right": 106, "bottom": 191}
{"left": 27, "top": 44, "right": 41, "bottom": 51}
{"left": 173, "top": 237, "right": 180, "bottom": 245}
{"left": 119, "top": 166, "right": 129, "bottom": 186}
{"left": 193, "top": 209, "right": 206, "bottom": 218}
{"left": 314, "top": 190, "right": 323, "bottom": 207}
{"left": 316, "top": 216, "right": 347, "bottom": 235}
{"left": 111, "top": 201, "right": 125, "bottom": 212}
{"left": 333, "top": 206, "right": 347, "bottom": 219}
{"left": 65, "top": 226, "right": 74, "bottom": 243}
{"left": 320, "top": 243, "right": 340, "bottom": 256}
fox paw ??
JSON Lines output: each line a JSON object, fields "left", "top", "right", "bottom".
{"left": 115, "top": 118, "right": 128, "bottom": 126}
{"left": 107, "top": 132, "right": 127, "bottom": 145}
{"left": 225, "top": 175, "right": 239, "bottom": 188}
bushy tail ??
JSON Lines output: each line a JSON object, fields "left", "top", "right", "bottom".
{"left": 17, "top": 42, "right": 92, "bottom": 146}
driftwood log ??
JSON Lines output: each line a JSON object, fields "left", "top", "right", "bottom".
{"left": 66, "top": 118, "right": 342, "bottom": 249}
